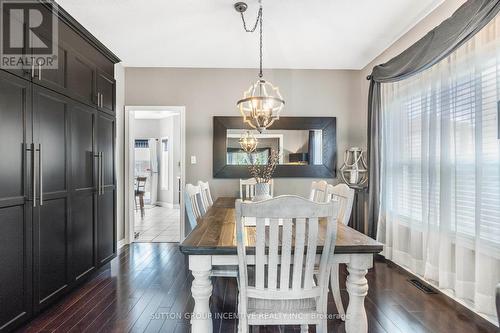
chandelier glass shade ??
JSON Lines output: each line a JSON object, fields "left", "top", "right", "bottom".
{"left": 237, "top": 79, "right": 285, "bottom": 132}
{"left": 239, "top": 131, "right": 259, "bottom": 152}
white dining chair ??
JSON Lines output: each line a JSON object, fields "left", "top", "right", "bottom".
{"left": 198, "top": 180, "right": 214, "bottom": 212}
{"left": 310, "top": 181, "right": 355, "bottom": 320}
{"left": 235, "top": 195, "right": 339, "bottom": 332}
{"left": 240, "top": 178, "right": 257, "bottom": 200}
{"left": 185, "top": 184, "right": 205, "bottom": 221}
{"left": 240, "top": 178, "right": 274, "bottom": 201}
{"left": 309, "top": 180, "right": 332, "bottom": 203}
{"left": 184, "top": 191, "right": 198, "bottom": 230}
{"left": 187, "top": 182, "right": 238, "bottom": 278}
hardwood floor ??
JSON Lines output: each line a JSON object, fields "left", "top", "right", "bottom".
{"left": 17, "top": 243, "right": 498, "bottom": 333}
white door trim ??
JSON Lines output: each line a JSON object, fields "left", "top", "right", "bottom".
{"left": 124, "top": 105, "right": 186, "bottom": 245}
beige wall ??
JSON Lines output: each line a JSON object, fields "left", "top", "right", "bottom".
{"left": 125, "top": 68, "right": 364, "bottom": 199}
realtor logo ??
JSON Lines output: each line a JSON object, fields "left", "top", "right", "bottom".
{"left": 1, "top": 0, "right": 58, "bottom": 69}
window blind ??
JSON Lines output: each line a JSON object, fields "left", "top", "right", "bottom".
{"left": 381, "top": 18, "right": 500, "bottom": 248}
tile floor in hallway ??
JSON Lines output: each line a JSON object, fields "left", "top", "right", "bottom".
{"left": 134, "top": 206, "right": 180, "bottom": 242}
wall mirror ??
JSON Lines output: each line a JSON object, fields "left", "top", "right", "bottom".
{"left": 213, "top": 116, "right": 336, "bottom": 178}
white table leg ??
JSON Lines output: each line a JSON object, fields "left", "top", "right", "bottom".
{"left": 189, "top": 255, "right": 213, "bottom": 333}
{"left": 345, "top": 254, "right": 372, "bottom": 333}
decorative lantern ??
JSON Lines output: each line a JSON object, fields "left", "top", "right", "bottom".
{"left": 339, "top": 147, "right": 368, "bottom": 189}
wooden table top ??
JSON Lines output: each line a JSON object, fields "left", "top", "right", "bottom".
{"left": 180, "top": 197, "right": 383, "bottom": 255}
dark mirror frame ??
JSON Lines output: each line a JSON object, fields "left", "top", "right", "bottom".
{"left": 213, "top": 116, "right": 337, "bottom": 178}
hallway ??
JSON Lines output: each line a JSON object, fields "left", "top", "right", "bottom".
{"left": 134, "top": 206, "right": 180, "bottom": 242}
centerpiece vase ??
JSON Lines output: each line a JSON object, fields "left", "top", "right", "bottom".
{"left": 253, "top": 182, "right": 272, "bottom": 201}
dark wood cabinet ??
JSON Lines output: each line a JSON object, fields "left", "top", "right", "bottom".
{"left": 32, "top": 86, "right": 71, "bottom": 311}
{"left": 0, "top": 71, "right": 32, "bottom": 332}
{"left": 0, "top": 1, "right": 119, "bottom": 331}
{"left": 67, "top": 52, "right": 96, "bottom": 106}
{"left": 70, "top": 102, "right": 97, "bottom": 281}
{"left": 97, "top": 70, "right": 116, "bottom": 115}
{"left": 0, "top": 4, "right": 29, "bottom": 79}
{"left": 97, "top": 113, "right": 116, "bottom": 264}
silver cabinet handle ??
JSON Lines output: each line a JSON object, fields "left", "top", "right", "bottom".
{"left": 38, "top": 63, "right": 42, "bottom": 81}
{"left": 100, "top": 93, "right": 103, "bottom": 108}
{"left": 38, "top": 143, "right": 43, "bottom": 206}
{"left": 31, "top": 143, "right": 36, "bottom": 207}
{"left": 31, "top": 62, "right": 35, "bottom": 78}
{"left": 100, "top": 152, "right": 104, "bottom": 195}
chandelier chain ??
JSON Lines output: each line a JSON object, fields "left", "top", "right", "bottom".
{"left": 240, "top": 5, "right": 264, "bottom": 78}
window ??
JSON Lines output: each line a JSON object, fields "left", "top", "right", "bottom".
{"left": 380, "top": 16, "right": 500, "bottom": 248}
{"left": 161, "top": 138, "right": 169, "bottom": 190}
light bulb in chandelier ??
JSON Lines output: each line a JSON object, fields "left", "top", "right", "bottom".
{"left": 239, "top": 131, "right": 259, "bottom": 153}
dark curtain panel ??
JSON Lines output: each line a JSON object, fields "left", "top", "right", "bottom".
{"left": 366, "top": 0, "right": 500, "bottom": 238}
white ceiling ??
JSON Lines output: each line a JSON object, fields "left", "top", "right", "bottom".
{"left": 57, "top": 0, "right": 443, "bottom": 70}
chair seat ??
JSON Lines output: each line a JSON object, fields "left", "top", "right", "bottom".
{"left": 247, "top": 297, "right": 317, "bottom": 314}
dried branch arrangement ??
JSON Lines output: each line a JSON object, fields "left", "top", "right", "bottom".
{"left": 247, "top": 149, "right": 280, "bottom": 183}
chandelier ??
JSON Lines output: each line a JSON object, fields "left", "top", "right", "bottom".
{"left": 235, "top": 0, "right": 285, "bottom": 133}
{"left": 239, "top": 131, "right": 259, "bottom": 152}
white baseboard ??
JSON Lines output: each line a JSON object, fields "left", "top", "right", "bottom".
{"left": 117, "top": 238, "right": 128, "bottom": 249}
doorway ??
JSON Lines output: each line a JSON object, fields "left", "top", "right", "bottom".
{"left": 125, "top": 106, "right": 186, "bottom": 244}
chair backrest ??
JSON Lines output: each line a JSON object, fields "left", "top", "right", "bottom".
{"left": 184, "top": 191, "right": 198, "bottom": 230}
{"left": 235, "top": 195, "right": 338, "bottom": 314}
{"left": 309, "top": 180, "right": 331, "bottom": 203}
{"left": 136, "top": 177, "right": 147, "bottom": 193}
{"left": 240, "top": 178, "right": 274, "bottom": 200}
{"left": 330, "top": 184, "right": 355, "bottom": 226}
{"left": 185, "top": 184, "right": 205, "bottom": 220}
{"left": 198, "top": 180, "right": 214, "bottom": 211}
{"left": 240, "top": 178, "right": 256, "bottom": 200}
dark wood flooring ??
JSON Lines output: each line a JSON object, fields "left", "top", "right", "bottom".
{"left": 17, "top": 243, "right": 499, "bottom": 333}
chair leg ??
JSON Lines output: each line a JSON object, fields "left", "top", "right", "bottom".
{"left": 331, "top": 264, "right": 345, "bottom": 320}
{"left": 140, "top": 195, "right": 145, "bottom": 218}
{"left": 318, "top": 320, "right": 327, "bottom": 333}
{"left": 300, "top": 324, "right": 308, "bottom": 333}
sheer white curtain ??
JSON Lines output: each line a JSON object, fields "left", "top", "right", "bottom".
{"left": 378, "top": 16, "right": 500, "bottom": 318}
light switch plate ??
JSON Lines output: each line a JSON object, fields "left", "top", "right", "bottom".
{"left": 190, "top": 155, "right": 197, "bottom": 164}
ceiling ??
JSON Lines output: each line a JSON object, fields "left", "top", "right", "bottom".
{"left": 57, "top": 0, "right": 443, "bottom": 70}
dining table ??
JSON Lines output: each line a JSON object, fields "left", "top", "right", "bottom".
{"left": 179, "top": 197, "right": 383, "bottom": 333}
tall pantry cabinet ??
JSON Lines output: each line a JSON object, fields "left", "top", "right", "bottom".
{"left": 0, "top": 2, "right": 120, "bottom": 331}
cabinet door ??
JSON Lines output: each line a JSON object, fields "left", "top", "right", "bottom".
{"left": 27, "top": 4, "right": 67, "bottom": 94}
{"left": 0, "top": 71, "right": 32, "bottom": 331}
{"left": 32, "top": 86, "right": 70, "bottom": 311}
{"left": 0, "top": 6, "right": 30, "bottom": 79}
{"left": 96, "top": 113, "right": 116, "bottom": 264}
{"left": 70, "top": 102, "right": 96, "bottom": 281}
{"left": 96, "top": 70, "right": 115, "bottom": 115}
{"left": 32, "top": 32, "right": 68, "bottom": 95}
{"left": 67, "top": 51, "right": 96, "bottom": 107}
